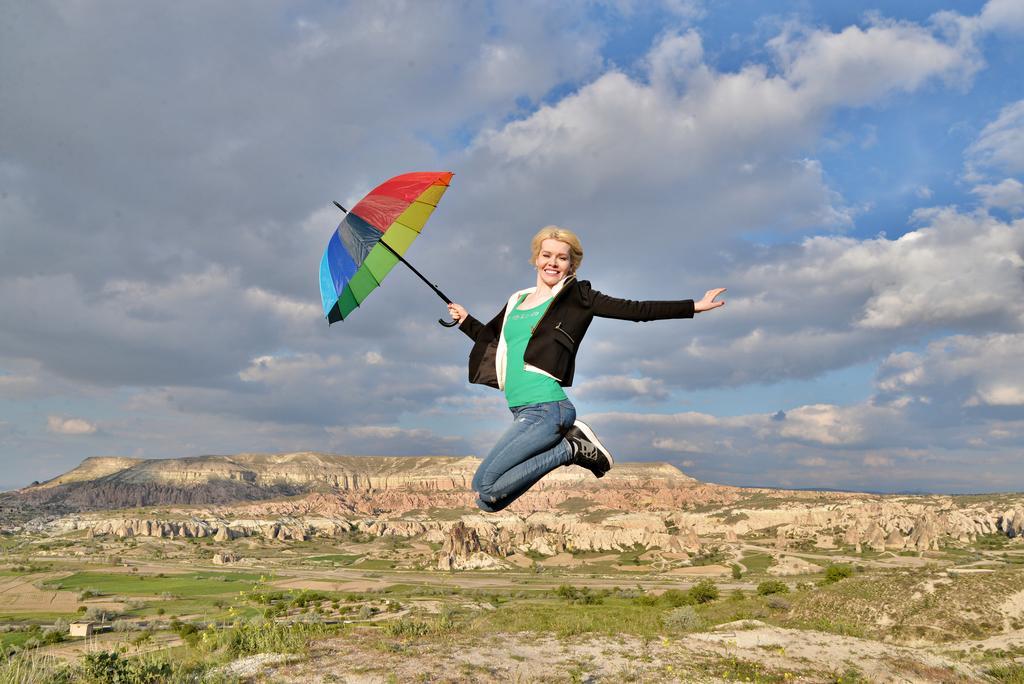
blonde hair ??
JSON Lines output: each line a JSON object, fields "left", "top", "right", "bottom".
{"left": 530, "top": 225, "right": 583, "bottom": 274}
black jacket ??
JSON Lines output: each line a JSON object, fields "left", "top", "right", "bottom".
{"left": 459, "top": 276, "right": 694, "bottom": 389}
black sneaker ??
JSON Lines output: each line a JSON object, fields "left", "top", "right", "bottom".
{"left": 565, "top": 420, "right": 614, "bottom": 478}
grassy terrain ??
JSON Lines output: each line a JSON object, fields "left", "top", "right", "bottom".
{"left": 0, "top": 509, "right": 1022, "bottom": 682}
{"left": 43, "top": 571, "right": 262, "bottom": 597}
{"left": 304, "top": 553, "right": 361, "bottom": 564}
{"left": 0, "top": 559, "right": 1017, "bottom": 683}
{"left": 739, "top": 552, "right": 775, "bottom": 573}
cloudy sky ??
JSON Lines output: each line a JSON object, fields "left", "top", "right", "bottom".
{"left": 2, "top": 0, "right": 1023, "bottom": 494}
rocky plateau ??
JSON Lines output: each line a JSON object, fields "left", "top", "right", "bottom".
{"left": 3, "top": 452, "right": 1023, "bottom": 571}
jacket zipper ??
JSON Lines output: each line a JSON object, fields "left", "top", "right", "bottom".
{"left": 553, "top": 322, "right": 576, "bottom": 345}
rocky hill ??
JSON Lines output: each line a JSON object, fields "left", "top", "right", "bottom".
{"left": 5, "top": 453, "right": 1024, "bottom": 572}
{"left": 2, "top": 452, "right": 715, "bottom": 514}
{"left": 5, "top": 452, "right": 486, "bottom": 511}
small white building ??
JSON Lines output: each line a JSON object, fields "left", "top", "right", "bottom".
{"left": 69, "top": 622, "right": 95, "bottom": 637}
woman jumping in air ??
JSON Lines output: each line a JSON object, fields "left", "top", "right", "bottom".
{"left": 447, "top": 226, "right": 725, "bottom": 512}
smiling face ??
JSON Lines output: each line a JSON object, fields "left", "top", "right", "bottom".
{"left": 535, "top": 238, "right": 573, "bottom": 287}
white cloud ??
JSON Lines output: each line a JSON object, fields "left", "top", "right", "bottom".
{"left": 575, "top": 374, "right": 669, "bottom": 401}
{"left": 978, "top": 0, "right": 1024, "bottom": 32}
{"left": 456, "top": 6, "right": 994, "bottom": 292}
{"left": 769, "top": 16, "right": 981, "bottom": 109}
{"left": 590, "top": 392, "right": 1022, "bottom": 491}
{"left": 877, "top": 333, "right": 1024, "bottom": 410}
{"left": 325, "top": 425, "right": 465, "bottom": 455}
{"left": 465, "top": 30, "right": 853, "bottom": 242}
{"left": 651, "top": 437, "right": 701, "bottom": 452}
{"left": 243, "top": 287, "right": 320, "bottom": 324}
{"left": 583, "top": 205, "right": 1024, "bottom": 393}
{"left": 646, "top": 29, "right": 704, "bottom": 92}
{"left": 774, "top": 404, "right": 867, "bottom": 446}
{"left": 863, "top": 454, "right": 892, "bottom": 467}
{"left": 966, "top": 99, "right": 1024, "bottom": 180}
{"left": 857, "top": 209, "right": 1024, "bottom": 329}
{"left": 0, "top": 371, "right": 41, "bottom": 398}
{"left": 972, "top": 178, "right": 1024, "bottom": 212}
{"left": 47, "top": 416, "right": 97, "bottom": 435}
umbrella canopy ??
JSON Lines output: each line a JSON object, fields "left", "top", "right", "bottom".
{"left": 319, "top": 171, "right": 454, "bottom": 324}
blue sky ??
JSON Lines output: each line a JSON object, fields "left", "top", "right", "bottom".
{"left": 1, "top": 0, "right": 1023, "bottom": 493}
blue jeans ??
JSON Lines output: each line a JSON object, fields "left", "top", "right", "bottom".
{"left": 473, "top": 399, "right": 576, "bottom": 512}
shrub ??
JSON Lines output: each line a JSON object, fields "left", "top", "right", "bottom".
{"left": 41, "top": 625, "right": 65, "bottom": 646}
{"left": 731, "top": 563, "right": 743, "bottom": 579}
{"left": 81, "top": 651, "right": 170, "bottom": 683}
{"left": 985, "top": 662, "right": 1024, "bottom": 683}
{"left": 662, "top": 606, "right": 705, "bottom": 633}
{"left": 632, "top": 594, "right": 658, "bottom": 607}
{"left": 756, "top": 580, "right": 789, "bottom": 596}
{"left": 660, "top": 589, "right": 693, "bottom": 607}
{"left": 170, "top": 620, "right": 201, "bottom": 646}
{"left": 823, "top": 565, "right": 854, "bottom": 584}
{"left": 765, "top": 595, "right": 791, "bottom": 610}
{"left": 203, "top": 620, "right": 328, "bottom": 656}
{"left": 85, "top": 607, "right": 114, "bottom": 622}
{"left": 556, "top": 584, "right": 603, "bottom": 605}
{"left": 382, "top": 619, "right": 432, "bottom": 637}
{"left": 688, "top": 579, "right": 719, "bottom": 604}
{"left": 131, "top": 630, "right": 154, "bottom": 647}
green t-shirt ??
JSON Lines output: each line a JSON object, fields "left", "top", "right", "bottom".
{"left": 503, "top": 294, "right": 568, "bottom": 407}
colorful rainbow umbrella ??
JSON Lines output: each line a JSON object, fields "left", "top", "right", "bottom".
{"left": 319, "top": 171, "right": 457, "bottom": 326}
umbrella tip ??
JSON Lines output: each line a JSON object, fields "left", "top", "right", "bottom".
{"left": 333, "top": 201, "right": 347, "bottom": 213}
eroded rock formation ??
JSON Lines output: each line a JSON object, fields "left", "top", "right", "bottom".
{"left": 9, "top": 454, "right": 1024, "bottom": 569}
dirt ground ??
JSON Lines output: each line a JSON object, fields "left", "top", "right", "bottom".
{"left": 236, "top": 623, "right": 991, "bottom": 683}
{"left": 663, "top": 564, "right": 732, "bottom": 577}
{"left": 0, "top": 572, "right": 124, "bottom": 614}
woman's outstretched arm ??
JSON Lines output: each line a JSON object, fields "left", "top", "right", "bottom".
{"left": 590, "top": 285, "right": 725, "bottom": 321}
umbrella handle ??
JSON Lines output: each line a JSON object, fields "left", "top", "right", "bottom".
{"left": 438, "top": 317, "right": 459, "bottom": 328}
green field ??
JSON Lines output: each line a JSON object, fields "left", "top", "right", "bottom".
{"left": 43, "top": 571, "right": 263, "bottom": 597}
{"left": 305, "top": 553, "right": 362, "bottom": 564}
{"left": 739, "top": 552, "right": 774, "bottom": 573}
